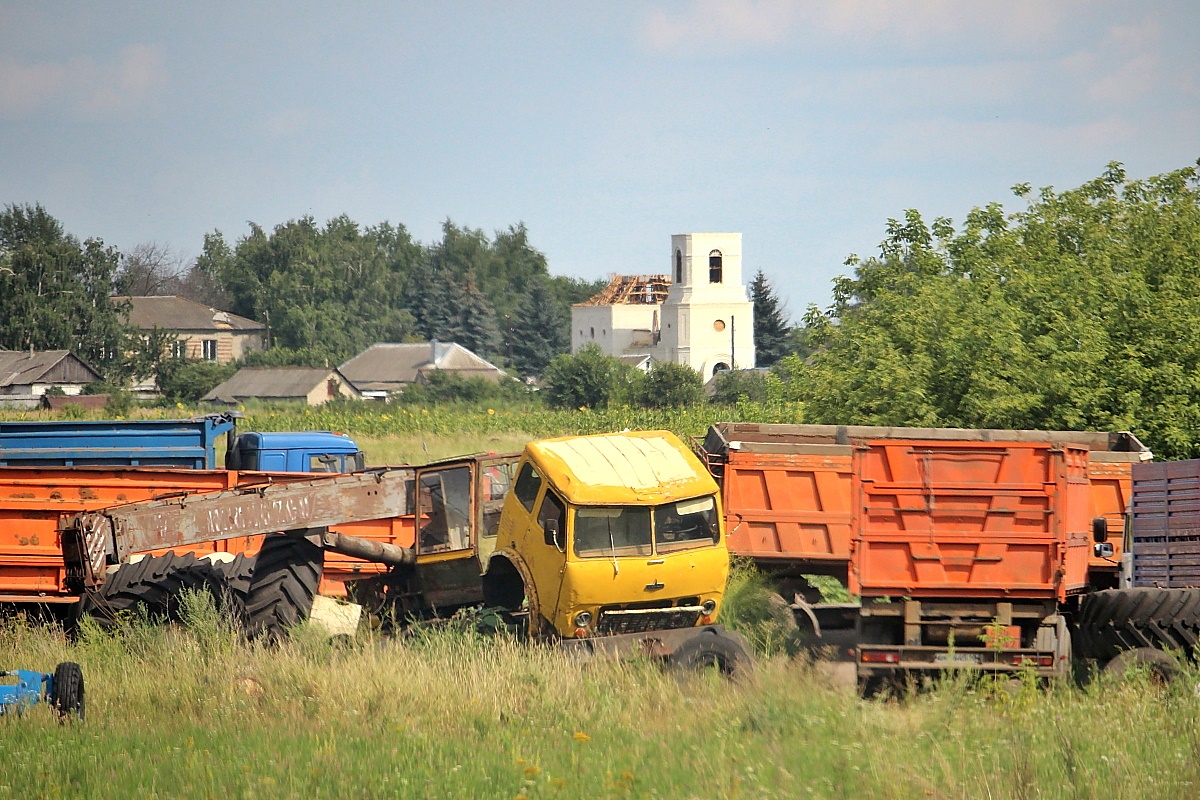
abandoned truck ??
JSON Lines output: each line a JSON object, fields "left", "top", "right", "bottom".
{"left": 693, "top": 423, "right": 1154, "bottom": 684}
{"left": 62, "top": 430, "right": 751, "bottom": 673}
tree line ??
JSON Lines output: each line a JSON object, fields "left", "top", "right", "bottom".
{"left": 0, "top": 208, "right": 607, "bottom": 389}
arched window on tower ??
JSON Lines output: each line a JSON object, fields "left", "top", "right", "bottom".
{"left": 675, "top": 249, "right": 683, "bottom": 283}
{"left": 709, "top": 250, "right": 723, "bottom": 283}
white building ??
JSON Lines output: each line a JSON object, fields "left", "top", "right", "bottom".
{"left": 571, "top": 233, "right": 755, "bottom": 378}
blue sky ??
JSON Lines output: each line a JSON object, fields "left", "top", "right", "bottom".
{"left": 2, "top": 1, "right": 1197, "bottom": 320}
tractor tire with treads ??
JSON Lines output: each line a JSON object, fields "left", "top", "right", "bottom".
{"left": 1078, "top": 588, "right": 1200, "bottom": 665}
{"left": 78, "top": 552, "right": 237, "bottom": 627}
{"left": 245, "top": 534, "right": 324, "bottom": 642}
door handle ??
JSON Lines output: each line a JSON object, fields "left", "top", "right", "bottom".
{"left": 645, "top": 580, "right": 665, "bottom": 591}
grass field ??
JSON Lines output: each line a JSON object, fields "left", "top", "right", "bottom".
{"left": 2, "top": 600, "right": 1199, "bottom": 800}
{"left": 2, "top": 406, "right": 1198, "bottom": 798}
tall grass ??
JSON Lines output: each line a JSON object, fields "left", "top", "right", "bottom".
{"left": 3, "top": 601, "right": 1199, "bottom": 799}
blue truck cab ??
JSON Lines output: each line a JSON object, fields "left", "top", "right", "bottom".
{"left": 0, "top": 414, "right": 365, "bottom": 474}
{"left": 224, "top": 431, "right": 365, "bottom": 473}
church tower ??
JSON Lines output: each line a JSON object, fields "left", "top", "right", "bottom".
{"left": 659, "top": 233, "right": 755, "bottom": 378}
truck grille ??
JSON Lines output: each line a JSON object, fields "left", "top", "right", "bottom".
{"left": 596, "top": 606, "right": 702, "bottom": 635}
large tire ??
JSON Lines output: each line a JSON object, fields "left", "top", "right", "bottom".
{"left": 49, "top": 661, "right": 84, "bottom": 721}
{"left": 245, "top": 535, "right": 324, "bottom": 642}
{"left": 668, "top": 629, "right": 753, "bottom": 679}
{"left": 1102, "top": 647, "right": 1181, "bottom": 683}
{"left": 78, "top": 552, "right": 237, "bottom": 627}
{"left": 1078, "top": 588, "right": 1200, "bottom": 663}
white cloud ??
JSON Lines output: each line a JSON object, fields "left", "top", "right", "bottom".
{"left": 82, "top": 44, "right": 168, "bottom": 114}
{"left": 0, "top": 43, "right": 167, "bottom": 119}
{"left": 636, "top": 0, "right": 1084, "bottom": 53}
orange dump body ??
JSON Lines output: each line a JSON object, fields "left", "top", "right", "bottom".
{"left": 697, "top": 423, "right": 1148, "bottom": 599}
{"left": 851, "top": 439, "right": 1091, "bottom": 601}
{"left": 0, "top": 466, "right": 413, "bottom": 602}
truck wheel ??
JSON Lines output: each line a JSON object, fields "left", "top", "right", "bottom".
{"left": 245, "top": 535, "right": 324, "bottom": 642}
{"left": 50, "top": 661, "right": 85, "bottom": 721}
{"left": 1103, "top": 647, "right": 1181, "bottom": 683}
{"left": 79, "top": 552, "right": 234, "bottom": 627}
{"left": 668, "top": 630, "right": 752, "bottom": 679}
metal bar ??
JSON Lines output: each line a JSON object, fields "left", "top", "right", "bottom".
{"left": 71, "top": 467, "right": 415, "bottom": 561}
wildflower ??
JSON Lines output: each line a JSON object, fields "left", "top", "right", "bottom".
{"left": 422, "top": 409, "right": 429, "bottom": 415}
{"left": 175, "top": 402, "right": 185, "bottom": 410}
{"left": 551, "top": 777, "right": 567, "bottom": 788}
{"left": 524, "top": 766, "right": 542, "bottom": 778}
{"left": 572, "top": 732, "right": 590, "bottom": 742}
{"left": 487, "top": 408, "right": 495, "bottom": 415}
{"left": 381, "top": 414, "right": 390, "bottom": 421}
{"left": 515, "top": 758, "right": 527, "bottom": 766}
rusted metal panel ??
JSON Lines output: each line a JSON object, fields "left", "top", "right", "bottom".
{"left": 1130, "top": 459, "right": 1200, "bottom": 588}
{"left": 91, "top": 467, "right": 415, "bottom": 559}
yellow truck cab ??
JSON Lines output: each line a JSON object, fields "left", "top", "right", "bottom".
{"left": 484, "top": 430, "right": 748, "bottom": 672}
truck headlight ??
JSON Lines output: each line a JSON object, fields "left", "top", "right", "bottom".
{"left": 701, "top": 599, "right": 717, "bottom": 616}
{"left": 573, "top": 610, "right": 593, "bottom": 629}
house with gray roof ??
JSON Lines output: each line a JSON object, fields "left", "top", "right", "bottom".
{"left": 0, "top": 350, "right": 102, "bottom": 408}
{"left": 115, "top": 296, "right": 265, "bottom": 364}
{"left": 203, "top": 367, "right": 361, "bottom": 406}
{"left": 339, "top": 342, "right": 507, "bottom": 400}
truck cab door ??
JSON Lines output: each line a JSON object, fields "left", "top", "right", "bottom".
{"left": 413, "top": 463, "right": 479, "bottom": 608}
{"left": 527, "top": 488, "right": 568, "bottom": 631}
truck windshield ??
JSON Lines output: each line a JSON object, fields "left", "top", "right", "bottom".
{"left": 653, "top": 495, "right": 719, "bottom": 553}
{"left": 573, "top": 495, "right": 719, "bottom": 558}
{"left": 574, "top": 507, "right": 652, "bottom": 557}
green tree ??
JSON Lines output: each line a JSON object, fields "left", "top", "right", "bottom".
{"left": 509, "top": 277, "right": 569, "bottom": 377}
{"left": 0, "top": 203, "right": 131, "bottom": 380}
{"left": 791, "top": 162, "right": 1200, "bottom": 458}
{"left": 750, "top": 270, "right": 791, "bottom": 367}
{"left": 543, "top": 344, "right": 640, "bottom": 409}
{"left": 638, "top": 361, "right": 704, "bottom": 408}
{"left": 156, "top": 358, "right": 238, "bottom": 403}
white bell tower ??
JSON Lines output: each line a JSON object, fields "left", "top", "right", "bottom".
{"left": 658, "top": 233, "right": 755, "bottom": 378}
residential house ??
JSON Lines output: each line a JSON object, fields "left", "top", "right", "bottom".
{"left": 116, "top": 296, "right": 265, "bottom": 364}
{"left": 339, "top": 342, "right": 507, "bottom": 400}
{"left": 202, "top": 367, "right": 361, "bottom": 406}
{"left": 0, "top": 350, "right": 103, "bottom": 408}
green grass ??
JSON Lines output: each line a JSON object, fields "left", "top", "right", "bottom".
{"left": 3, "top": 601, "right": 1200, "bottom": 800}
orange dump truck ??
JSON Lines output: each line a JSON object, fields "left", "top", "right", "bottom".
{"left": 0, "top": 465, "right": 414, "bottom": 612}
{"left": 694, "top": 423, "right": 1150, "bottom": 682}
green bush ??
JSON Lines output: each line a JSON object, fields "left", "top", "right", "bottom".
{"left": 637, "top": 361, "right": 703, "bottom": 408}
{"left": 157, "top": 358, "right": 238, "bottom": 403}
{"left": 542, "top": 344, "right": 641, "bottom": 409}
{"left": 708, "top": 369, "right": 770, "bottom": 405}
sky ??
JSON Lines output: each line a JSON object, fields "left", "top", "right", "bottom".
{"left": 2, "top": 1, "right": 1198, "bottom": 320}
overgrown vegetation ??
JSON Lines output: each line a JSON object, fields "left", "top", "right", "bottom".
{"left": 3, "top": 604, "right": 1200, "bottom": 799}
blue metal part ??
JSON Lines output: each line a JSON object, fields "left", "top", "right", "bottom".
{"left": 227, "top": 431, "right": 364, "bottom": 473}
{"left": 0, "top": 669, "right": 51, "bottom": 715}
{"left": 0, "top": 414, "right": 238, "bottom": 469}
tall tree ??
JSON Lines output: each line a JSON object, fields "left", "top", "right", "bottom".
{"left": 116, "top": 242, "right": 185, "bottom": 296}
{"left": 509, "top": 276, "right": 569, "bottom": 377}
{"left": 0, "top": 203, "right": 130, "bottom": 378}
{"left": 789, "top": 162, "right": 1200, "bottom": 459}
{"left": 749, "top": 270, "right": 791, "bottom": 367}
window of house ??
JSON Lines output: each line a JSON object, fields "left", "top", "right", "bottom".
{"left": 172, "top": 339, "right": 188, "bottom": 358}
{"left": 709, "top": 250, "right": 723, "bottom": 283}
{"left": 675, "top": 249, "right": 683, "bottom": 283}
{"left": 201, "top": 339, "right": 218, "bottom": 360}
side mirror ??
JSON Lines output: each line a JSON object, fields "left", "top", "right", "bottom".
{"left": 1092, "top": 517, "right": 1109, "bottom": 544}
{"left": 1094, "top": 542, "right": 1115, "bottom": 559}
{"left": 543, "top": 518, "right": 563, "bottom": 551}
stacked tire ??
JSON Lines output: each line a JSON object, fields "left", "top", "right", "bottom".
{"left": 1075, "top": 588, "right": 1200, "bottom": 669}
{"left": 79, "top": 534, "right": 323, "bottom": 642}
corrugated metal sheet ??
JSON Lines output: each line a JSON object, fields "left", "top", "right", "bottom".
{"left": 338, "top": 342, "right": 506, "bottom": 390}
{"left": 202, "top": 367, "right": 353, "bottom": 403}
{"left": 116, "top": 296, "right": 264, "bottom": 332}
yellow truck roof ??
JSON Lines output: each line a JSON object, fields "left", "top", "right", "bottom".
{"left": 525, "top": 430, "right": 718, "bottom": 506}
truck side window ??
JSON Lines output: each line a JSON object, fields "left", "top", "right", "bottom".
{"left": 513, "top": 462, "right": 541, "bottom": 513}
{"left": 418, "top": 466, "right": 472, "bottom": 553}
{"left": 537, "top": 491, "right": 566, "bottom": 548}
